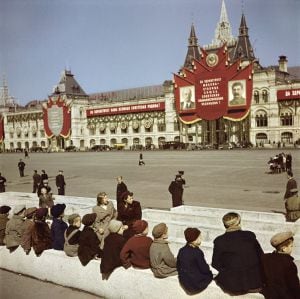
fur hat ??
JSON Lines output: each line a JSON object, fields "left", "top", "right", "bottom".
{"left": 51, "top": 203, "right": 66, "bottom": 218}
{"left": 68, "top": 213, "right": 80, "bottom": 225}
{"left": 0, "top": 205, "right": 11, "bottom": 214}
{"left": 35, "top": 208, "right": 48, "bottom": 220}
{"left": 152, "top": 223, "right": 167, "bottom": 239}
{"left": 82, "top": 213, "right": 97, "bottom": 226}
{"left": 25, "top": 207, "right": 37, "bottom": 218}
{"left": 270, "top": 231, "right": 294, "bottom": 248}
{"left": 108, "top": 220, "right": 123, "bottom": 233}
{"left": 222, "top": 212, "right": 241, "bottom": 228}
{"left": 13, "top": 204, "right": 26, "bottom": 215}
{"left": 132, "top": 220, "right": 148, "bottom": 234}
{"left": 184, "top": 227, "right": 201, "bottom": 243}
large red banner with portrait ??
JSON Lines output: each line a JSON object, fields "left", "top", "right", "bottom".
{"left": 174, "top": 44, "right": 253, "bottom": 123}
{"left": 43, "top": 96, "right": 71, "bottom": 138}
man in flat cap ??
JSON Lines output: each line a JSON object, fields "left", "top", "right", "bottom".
{"left": 261, "top": 231, "right": 300, "bottom": 298}
{"left": 56, "top": 170, "right": 66, "bottom": 195}
{"left": 212, "top": 212, "right": 264, "bottom": 295}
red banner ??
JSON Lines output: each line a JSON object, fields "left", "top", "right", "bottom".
{"left": 0, "top": 114, "right": 4, "bottom": 143}
{"left": 174, "top": 44, "right": 253, "bottom": 122}
{"left": 277, "top": 89, "right": 300, "bottom": 101}
{"left": 43, "top": 96, "right": 71, "bottom": 138}
{"left": 86, "top": 102, "right": 165, "bottom": 117}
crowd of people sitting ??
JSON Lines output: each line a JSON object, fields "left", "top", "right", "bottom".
{"left": 267, "top": 152, "right": 292, "bottom": 174}
{"left": 0, "top": 196, "right": 299, "bottom": 298}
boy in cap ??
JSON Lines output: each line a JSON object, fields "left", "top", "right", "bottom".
{"left": 177, "top": 227, "right": 213, "bottom": 294}
{"left": 261, "top": 231, "right": 300, "bottom": 299}
{"left": 100, "top": 219, "right": 127, "bottom": 279}
{"left": 21, "top": 207, "right": 37, "bottom": 254}
{"left": 0, "top": 205, "right": 11, "bottom": 245}
{"left": 31, "top": 208, "right": 52, "bottom": 256}
{"left": 120, "top": 219, "right": 152, "bottom": 269}
{"left": 149, "top": 223, "right": 177, "bottom": 278}
{"left": 50, "top": 203, "right": 68, "bottom": 250}
{"left": 5, "top": 204, "right": 26, "bottom": 252}
{"left": 64, "top": 214, "right": 81, "bottom": 257}
{"left": 78, "top": 213, "right": 102, "bottom": 266}
{"left": 212, "top": 212, "right": 264, "bottom": 295}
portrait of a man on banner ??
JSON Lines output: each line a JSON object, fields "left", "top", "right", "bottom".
{"left": 228, "top": 80, "right": 246, "bottom": 106}
{"left": 180, "top": 86, "right": 195, "bottom": 110}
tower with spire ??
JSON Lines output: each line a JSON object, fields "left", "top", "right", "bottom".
{"left": 0, "top": 75, "right": 16, "bottom": 107}
{"left": 183, "top": 24, "right": 202, "bottom": 70}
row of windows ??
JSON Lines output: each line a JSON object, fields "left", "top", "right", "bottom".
{"left": 9, "top": 131, "right": 45, "bottom": 139}
{"left": 253, "top": 90, "right": 269, "bottom": 104}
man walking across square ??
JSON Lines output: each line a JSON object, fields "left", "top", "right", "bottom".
{"left": 56, "top": 170, "right": 66, "bottom": 195}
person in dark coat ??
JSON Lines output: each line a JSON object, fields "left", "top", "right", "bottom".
{"left": 284, "top": 171, "right": 298, "bottom": 200}
{"left": 286, "top": 153, "right": 292, "bottom": 172}
{"left": 100, "top": 219, "right": 127, "bottom": 279}
{"left": 116, "top": 176, "right": 128, "bottom": 208}
{"left": 21, "top": 207, "right": 37, "bottom": 254}
{"left": 56, "top": 170, "right": 66, "bottom": 195}
{"left": 168, "top": 174, "right": 184, "bottom": 207}
{"left": 285, "top": 188, "right": 300, "bottom": 222}
{"left": 261, "top": 231, "right": 300, "bottom": 299}
{"left": 0, "top": 173, "right": 7, "bottom": 193}
{"left": 24, "top": 149, "right": 29, "bottom": 159}
{"left": 40, "top": 170, "right": 48, "bottom": 182}
{"left": 64, "top": 214, "right": 81, "bottom": 257}
{"left": 18, "top": 159, "right": 26, "bottom": 177}
{"left": 0, "top": 205, "right": 11, "bottom": 245}
{"left": 78, "top": 213, "right": 102, "bottom": 266}
{"left": 50, "top": 204, "right": 68, "bottom": 250}
{"left": 177, "top": 227, "right": 213, "bottom": 294}
{"left": 37, "top": 179, "right": 51, "bottom": 197}
{"left": 117, "top": 191, "right": 142, "bottom": 240}
{"left": 32, "top": 170, "right": 41, "bottom": 193}
{"left": 212, "top": 212, "right": 264, "bottom": 295}
{"left": 39, "top": 187, "right": 54, "bottom": 209}
{"left": 138, "top": 152, "right": 145, "bottom": 166}
{"left": 31, "top": 208, "right": 52, "bottom": 256}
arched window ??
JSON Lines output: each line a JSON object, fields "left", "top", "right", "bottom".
{"left": 280, "top": 111, "right": 293, "bottom": 126}
{"left": 174, "top": 136, "right": 180, "bottom": 142}
{"left": 262, "top": 90, "right": 268, "bottom": 103}
{"left": 110, "top": 138, "right": 117, "bottom": 146}
{"left": 255, "top": 110, "right": 268, "bottom": 127}
{"left": 100, "top": 139, "right": 106, "bottom": 145}
{"left": 90, "top": 139, "right": 96, "bottom": 147}
{"left": 254, "top": 90, "right": 259, "bottom": 104}
{"left": 256, "top": 133, "right": 268, "bottom": 144}
{"left": 281, "top": 132, "right": 293, "bottom": 144}
{"left": 121, "top": 138, "right": 128, "bottom": 145}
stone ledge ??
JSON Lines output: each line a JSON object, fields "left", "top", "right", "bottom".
{"left": 0, "top": 247, "right": 264, "bottom": 299}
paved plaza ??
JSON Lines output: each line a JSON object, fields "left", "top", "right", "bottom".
{"left": 1, "top": 149, "right": 299, "bottom": 213}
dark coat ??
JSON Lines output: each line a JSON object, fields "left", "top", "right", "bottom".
{"left": 78, "top": 226, "right": 102, "bottom": 266}
{"left": 212, "top": 230, "right": 264, "bottom": 294}
{"left": 100, "top": 232, "right": 126, "bottom": 274}
{"left": 56, "top": 174, "right": 66, "bottom": 195}
{"left": 5, "top": 214, "right": 25, "bottom": 248}
{"left": 51, "top": 217, "right": 68, "bottom": 250}
{"left": 284, "top": 178, "right": 298, "bottom": 199}
{"left": 116, "top": 182, "right": 127, "bottom": 203}
{"left": 0, "top": 214, "right": 9, "bottom": 245}
{"left": 18, "top": 161, "right": 25, "bottom": 170}
{"left": 41, "top": 173, "right": 48, "bottom": 182}
{"left": 261, "top": 252, "right": 300, "bottom": 299}
{"left": 168, "top": 180, "right": 184, "bottom": 207}
{"left": 37, "top": 184, "right": 52, "bottom": 197}
{"left": 177, "top": 244, "right": 213, "bottom": 294}
{"left": 20, "top": 219, "right": 35, "bottom": 251}
{"left": 0, "top": 175, "right": 7, "bottom": 192}
{"left": 31, "top": 220, "right": 52, "bottom": 256}
{"left": 39, "top": 193, "right": 54, "bottom": 208}
{"left": 65, "top": 225, "right": 81, "bottom": 245}
{"left": 120, "top": 234, "right": 153, "bottom": 269}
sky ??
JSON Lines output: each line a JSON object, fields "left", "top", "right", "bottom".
{"left": 0, "top": 0, "right": 299, "bottom": 105}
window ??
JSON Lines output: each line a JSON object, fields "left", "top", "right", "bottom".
{"left": 121, "top": 128, "right": 128, "bottom": 134}
{"left": 100, "top": 128, "right": 106, "bottom": 134}
{"left": 281, "top": 132, "right": 293, "bottom": 144}
{"left": 145, "top": 126, "right": 153, "bottom": 133}
{"left": 255, "top": 111, "right": 268, "bottom": 127}
{"left": 40, "top": 130, "right": 45, "bottom": 137}
{"left": 89, "top": 128, "right": 95, "bottom": 135}
{"left": 173, "top": 122, "right": 179, "bottom": 131}
{"left": 256, "top": 133, "right": 268, "bottom": 144}
{"left": 133, "top": 127, "right": 139, "bottom": 133}
{"left": 158, "top": 124, "right": 166, "bottom": 132}
{"left": 254, "top": 91, "right": 259, "bottom": 104}
{"left": 262, "top": 90, "right": 268, "bottom": 103}
{"left": 110, "top": 128, "right": 116, "bottom": 134}
{"left": 32, "top": 132, "right": 37, "bottom": 138}
{"left": 280, "top": 112, "right": 293, "bottom": 126}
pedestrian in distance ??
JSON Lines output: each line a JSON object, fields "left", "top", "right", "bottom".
{"left": 177, "top": 227, "right": 213, "bottom": 295}
{"left": 285, "top": 188, "right": 300, "bottom": 222}
{"left": 168, "top": 174, "right": 185, "bottom": 207}
{"left": 56, "top": 170, "right": 66, "bottom": 195}
{"left": 32, "top": 170, "right": 41, "bottom": 193}
{"left": 37, "top": 179, "right": 51, "bottom": 197}
{"left": 17, "top": 159, "right": 26, "bottom": 177}
{"left": 41, "top": 170, "right": 48, "bottom": 182}
{"left": 0, "top": 173, "right": 7, "bottom": 193}
{"left": 138, "top": 152, "right": 145, "bottom": 166}
{"left": 24, "top": 149, "right": 29, "bottom": 159}
{"left": 116, "top": 176, "right": 128, "bottom": 208}
{"left": 261, "top": 231, "right": 300, "bottom": 299}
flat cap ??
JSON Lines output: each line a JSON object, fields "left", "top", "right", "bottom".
{"left": 270, "top": 231, "right": 294, "bottom": 248}
{"left": 152, "top": 223, "right": 167, "bottom": 239}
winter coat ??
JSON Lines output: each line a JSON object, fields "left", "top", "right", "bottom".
{"left": 65, "top": 225, "right": 81, "bottom": 245}
{"left": 149, "top": 239, "right": 177, "bottom": 278}
{"left": 212, "top": 230, "right": 264, "bottom": 294}
{"left": 92, "top": 202, "right": 116, "bottom": 249}
{"left": 51, "top": 217, "right": 68, "bottom": 250}
{"left": 284, "top": 178, "right": 298, "bottom": 199}
{"left": 31, "top": 220, "right": 52, "bottom": 256}
{"left": 286, "top": 195, "right": 300, "bottom": 222}
{"left": 116, "top": 182, "right": 128, "bottom": 203}
{"left": 168, "top": 180, "right": 184, "bottom": 207}
{"left": 177, "top": 244, "right": 213, "bottom": 294}
{"left": 261, "top": 251, "right": 300, "bottom": 299}
{"left": 78, "top": 226, "right": 102, "bottom": 266}
{"left": 39, "top": 193, "right": 54, "bottom": 208}
{"left": 0, "top": 214, "right": 9, "bottom": 245}
{"left": 20, "top": 219, "right": 35, "bottom": 251}
{"left": 120, "top": 234, "right": 153, "bottom": 269}
{"left": 100, "top": 232, "right": 126, "bottom": 274}
{"left": 5, "top": 215, "right": 25, "bottom": 248}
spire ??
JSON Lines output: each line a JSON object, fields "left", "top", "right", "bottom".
{"left": 232, "top": 13, "right": 255, "bottom": 62}
{"left": 183, "top": 24, "right": 202, "bottom": 69}
{"left": 0, "top": 75, "right": 16, "bottom": 107}
{"left": 211, "top": 0, "right": 235, "bottom": 47}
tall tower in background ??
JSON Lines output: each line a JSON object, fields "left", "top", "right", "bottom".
{"left": 0, "top": 75, "right": 16, "bottom": 107}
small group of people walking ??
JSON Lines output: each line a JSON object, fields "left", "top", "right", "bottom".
{"left": 1, "top": 203, "right": 299, "bottom": 298}
{"left": 267, "top": 152, "right": 292, "bottom": 174}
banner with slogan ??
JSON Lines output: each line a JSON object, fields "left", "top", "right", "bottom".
{"left": 277, "top": 89, "right": 300, "bottom": 101}
{"left": 0, "top": 114, "right": 4, "bottom": 143}
{"left": 43, "top": 96, "right": 71, "bottom": 138}
{"left": 174, "top": 44, "right": 253, "bottom": 123}
{"left": 86, "top": 102, "right": 165, "bottom": 117}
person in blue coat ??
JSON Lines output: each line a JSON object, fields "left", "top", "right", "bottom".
{"left": 50, "top": 203, "right": 68, "bottom": 250}
{"left": 177, "top": 227, "right": 213, "bottom": 294}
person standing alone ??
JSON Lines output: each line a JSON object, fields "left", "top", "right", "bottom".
{"left": 56, "top": 170, "right": 66, "bottom": 195}
{"left": 17, "top": 159, "right": 26, "bottom": 177}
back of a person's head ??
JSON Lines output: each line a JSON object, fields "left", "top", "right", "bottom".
{"left": 287, "top": 170, "right": 293, "bottom": 177}
{"left": 222, "top": 212, "right": 241, "bottom": 229}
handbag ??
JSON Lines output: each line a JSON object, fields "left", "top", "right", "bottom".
{"left": 64, "top": 229, "right": 79, "bottom": 257}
